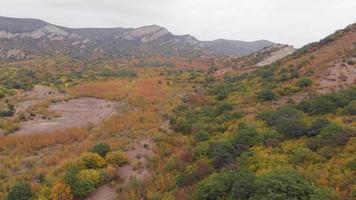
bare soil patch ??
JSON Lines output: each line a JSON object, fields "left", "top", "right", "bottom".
{"left": 316, "top": 60, "right": 356, "bottom": 94}
{"left": 14, "top": 97, "right": 117, "bottom": 135}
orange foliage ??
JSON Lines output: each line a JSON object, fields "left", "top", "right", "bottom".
{"left": 0, "top": 128, "right": 88, "bottom": 152}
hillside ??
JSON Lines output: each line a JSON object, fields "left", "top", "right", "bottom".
{"left": 0, "top": 16, "right": 275, "bottom": 60}
{"left": 0, "top": 19, "right": 355, "bottom": 200}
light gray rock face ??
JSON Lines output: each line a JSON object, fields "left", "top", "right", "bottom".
{"left": 0, "top": 16, "right": 278, "bottom": 59}
{"left": 256, "top": 44, "right": 296, "bottom": 66}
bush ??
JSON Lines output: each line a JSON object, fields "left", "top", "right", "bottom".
{"left": 250, "top": 170, "right": 328, "bottom": 200}
{"left": 90, "top": 143, "right": 110, "bottom": 157}
{"left": 194, "top": 171, "right": 236, "bottom": 200}
{"left": 77, "top": 169, "right": 101, "bottom": 184}
{"left": 258, "top": 107, "right": 307, "bottom": 138}
{"left": 72, "top": 181, "right": 96, "bottom": 198}
{"left": 308, "top": 123, "right": 349, "bottom": 150}
{"left": 0, "top": 104, "right": 15, "bottom": 117}
{"left": 106, "top": 151, "right": 129, "bottom": 166}
{"left": 100, "top": 69, "right": 137, "bottom": 78}
{"left": 289, "top": 147, "right": 324, "bottom": 164}
{"left": 210, "top": 142, "right": 235, "bottom": 168}
{"left": 257, "top": 89, "right": 278, "bottom": 101}
{"left": 194, "top": 130, "right": 210, "bottom": 142}
{"left": 306, "top": 118, "right": 330, "bottom": 137}
{"left": 79, "top": 153, "right": 106, "bottom": 169}
{"left": 232, "top": 126, "right": 261, "bottom": 155}
{"left": 72, "top": 169, "right": 101, "bottom": 198}
{"left": 296, "top": 77, "right": 313, "bottom": 88}
{"left": 346, "top": 159, "right": 356, "bottom": 170}
{"left": 6, "top": 182, "right": 32, "bottom": 200}
{"left": 298, "top": 88, "right": 356, "bottom": 115}
{"left": 317, "top": 124, "right": 349, "bottom": 146}
{"left": 341, "top": 100, "right": 356, "bottom": 115}
{"left": 298, "top": 98, "right": 336, "bottom": 115}
{"left": 50, "top": 182, "right": 73, "bottom": 200}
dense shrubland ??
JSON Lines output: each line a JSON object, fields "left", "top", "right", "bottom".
{"left": 135, "top": 68, "right": 355, "bottom": 200}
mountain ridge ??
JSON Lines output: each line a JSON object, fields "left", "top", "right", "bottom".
{"left": 0, "top": 16, "right": 275, "bottom": 59}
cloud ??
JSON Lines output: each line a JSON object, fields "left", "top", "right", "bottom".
{"left": 1, "top": 0, "right": 355, "bottom": 47}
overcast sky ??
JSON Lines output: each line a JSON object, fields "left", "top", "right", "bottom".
{"left": 1, "top": 0, "right": 355, "bottom": 47}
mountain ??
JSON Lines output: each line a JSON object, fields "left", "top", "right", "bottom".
{"left": 0, "top": 16, "right": 275, "bottom": 60}
{"left": 203, "top": 39, "right": 274, "bottom": 56}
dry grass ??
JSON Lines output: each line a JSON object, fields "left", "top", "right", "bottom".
{"left": 67, "top": 79, "right": 134, "bottom": 100}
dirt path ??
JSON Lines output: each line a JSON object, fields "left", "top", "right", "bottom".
{"left": 14, "top": 97, "right": 118, "bottom": 135}
{"left": 85, "top": 184, "right": 117, "bottom": 200}
{"left": 84, "top": 138, "right": 156, "bottom": 200}
{"left": 118, "top": 138, "right": 155, "bottom": 185}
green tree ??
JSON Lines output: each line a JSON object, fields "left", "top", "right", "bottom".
{"left": 250, "top": 170, "right": 328, "bottom": 200}
{"left": 230, "top": 170, "right": 256, "bottom": 200}
{"left": 6, "top": 182, "right": 32, "bottom": 200}
{"left": 194, "top": 171, "right": 236, "bottom": 200}
{"left": 259, "top": 107, "right": 307, "bottom": 138}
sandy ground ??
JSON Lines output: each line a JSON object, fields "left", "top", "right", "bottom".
{"left": 14, "top": 97, "right": 117, "bottom": 135}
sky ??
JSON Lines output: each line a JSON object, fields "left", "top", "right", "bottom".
{"left": 1, "top": 0, "right": 355, "bottom": 47}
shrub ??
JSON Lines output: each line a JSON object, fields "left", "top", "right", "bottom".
{"left": 257, "top": 89, "right": 278, "bottom": 101}
{"left": 79, "top": 152, "right": 106, "bottom": 169}
{"left": 317, "top": 124, "right": 349, "bottom": 146}
{"left": 37, "top": 186, "right": 51, "bottom": 200}
{"left": 50, "top": 182, "right": 73, "bottom": 200}
{"left": 100, "top": 69, "right": 137, "bottom": 78}
{"left": 289, "top": 147, "right": 323, "bottom": 164}
{"left": 106, "top": 151, "right": 129, "bottom": 166}
{"left": 298, "top": 88, "right": 356, "bottom": 115}
{"left": 298, "top": 98, "right": 336, "bottom": 115}
{"left": 194, "top": 130, "right": 210, "bottom": 142}
{"left": 346, "top": 159, "right": 356, "bottom": 170}
{"left": 308, "top": 123, "right": 349, "bottom": 150}
{"left": 77, "top": 169, "right": 101, "bottom": 184}
{"left": 232, "top": 127, "right": 261, "bottom": 147}
{"left": 341, "top": 100, "right": 356, "bottom": 115}
{"left": 64, "top": 166, "right": 80, "bottom": 187}
{"left": 0, "top": 104, "right": 15, "bottom": 117}
{"left": 72, "top": 181, "right": 96, "bottom": 198}
{"left": 296, "top": 77, "right": 313, "bottom": 88}
{"left": 278, "top": 73, "right": 290, "bottom": 82}
{"left": 250, "top": 170, "right": 328, "bottom": 200}
{"left": 90, "top": 143, "right": 110, "bottom": 157}
{"left": 306, "top": 118, "right": 330, "bottom": 137}
{"left": 194, "top": 171, "right": 236, "bottom": 200}
{"left": 210, "top": 142, "right": 235, "bottom": 168}
{"left": 259, "top": 107, "right": 307, "bottom": 138}
{"left": 6, "top": 182, "right": 32, "bottom": 200}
